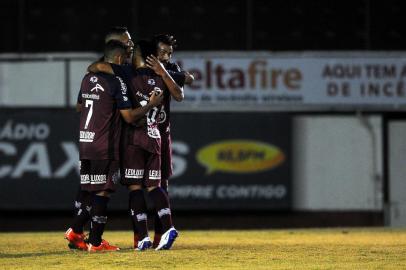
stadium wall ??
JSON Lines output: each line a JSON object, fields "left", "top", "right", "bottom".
{"left": 0, "top": 109, "right": 384, "bottom": 212}
{"left": 388, "top": 121, "right": 406, "bottom": 226}
{"left": 1, "top": 52, "right": 405, "bottom": 227}
{"left": 292, "top": 115, "right": 382, "bottom": 211}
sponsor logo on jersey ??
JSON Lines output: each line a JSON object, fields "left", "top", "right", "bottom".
{"left": 196, "top": 140, "right": 285, "bottom": 174}
{"left": 157, "top": 109, "right": 167, "bottom": 124}
{"left": 81, "top": 93, "right": 100, "bottom": 100}
{"left": 90, "top": 83, "right": 104, "bottom": 93}
{"left": 148, "top": 79, "right": 156, "bottom": 85}
{"left": 135, "top": 91, "right": 149, "bottom": 101}
{"left": 125, "top": 168, "right": 144, "bottom": 179}
{"left": 149, "top": 170, "right": 161, "bottom": 180}
{"left": 147, "top": 126, "right": 160, "bottom": 139}
{"left": 116, "top": 76, "right": 127, "bottom": 95}
{"left": 79, "top": 131, "right": 95, "bottom": 142}
{"left": 90, "top": 76, "right": 98, "bottom": 83}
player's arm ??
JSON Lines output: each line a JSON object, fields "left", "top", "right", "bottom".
{"left": 76, "top": 103, "right": 82, "bottom": 112}
{"left": 120, "top": 90, "right": 164, "bottom": 124}
{"left": 146, "top": 55, "right": 184, "bottom": 102}
{"left": 87, "top": 62, "right": 114, "bottom": 74}
{"left": 167, "top": 62, "right": 194, "bottom": 86}
{"left": 76, "top": 90, "right": 82, "bottom": 112}
{"left": 167, "top": 70, "right": 186, "bottom": 87}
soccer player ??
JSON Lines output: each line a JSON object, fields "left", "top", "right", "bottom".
{"left": 104, "top": 26, "right": 134, "bottom": 63}
{"left": 88, "top": 40, "right": 181, "bottom": 250}
{"left": 65, "top": 40, "right": 163, "bottom": 251}
{"left": 126, "top": 40, "right": 180, "bottom": 250}
{"left": 149, "top": 34, "right": 194, "bottom": 247}
{"left": 66, "top": 27, "right": 134, "bottom": 250}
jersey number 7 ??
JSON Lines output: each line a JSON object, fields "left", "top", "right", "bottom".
{"left": 84, "top": 100, "right": 94, "bottom": 129}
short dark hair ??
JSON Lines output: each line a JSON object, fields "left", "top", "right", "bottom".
{"left": 105, "top": 26, "right": 129, "bottom": 43}
{"left": 104, "top": 40, "right": 128, "bottom": 60}
{"left": 135, "top": 39, "right": 156, "bottom": 60}
{"left": 152, "top": 33, "right": 177, "bottom": 48}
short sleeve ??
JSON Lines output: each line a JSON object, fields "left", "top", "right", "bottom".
{"left": 168, "top": 70, "right": 186, "bottom": 87}
{"left": 167, "top": 62, "right": 182, "bottom": 73}
{"left": 111, "top": 76, "right": 132, "bottom": 109}
{"left": 111, "top": 64, "right": 133, "bottom": 81}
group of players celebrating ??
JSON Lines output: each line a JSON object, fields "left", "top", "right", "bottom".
{"left": 64, "top": 27, "right": 194, "bottom": 251}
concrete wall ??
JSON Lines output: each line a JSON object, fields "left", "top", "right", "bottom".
{"left": 0, "top": 62, "right": 66, "bottom": 106}
{"left": 293, "top": 115, "right": 383, "bottom": 210}
{"left": 0, "top": 54, "right": 97, "bottom": 107}
{"left": 388, "top": 121, "right": 406, "bottom": 226}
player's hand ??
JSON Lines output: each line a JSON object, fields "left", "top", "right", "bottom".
{"left": 184, "top": 71, "right": 195, "bottom": 85}
{"left": 146, "top": 55, "right": 166, "bottom": 77}
{"left": 149, "top": 89, "right": 164, "bottom": 106}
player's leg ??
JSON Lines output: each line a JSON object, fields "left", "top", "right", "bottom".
{"left": 71, "top": 185, "right": 92, "bottom": 232}
{"left": 65, "top": 160, "right": 92, "bottom": 250}
{"left": 87, "top": 191, "right": 111, "bottom": 249}
{"left": 152, "top": 178, "right": 167, "bottom": 247}
{"left": 119, "top": 137, "right": 141, "bottom": 248}
{"left": 153, "top": 137, "right": 172, "bottom": 247}
{"left": 128, "top": 195, "right": 140, "bottom": 248}
{"left": 145, "top": 152, "right": 178, "bottom": 250}
{"left": 128, "top": 184, "right": 151, "bottom": 250}
{"left": 121, "top": 145, "right": 151, "bottom": 251}
{"left": 86, "top": 159, "right": 120, "bottom": 251}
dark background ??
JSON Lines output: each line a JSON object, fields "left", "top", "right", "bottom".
{"left": 1, "top": 0, "right": 405, "bottom": 52}
{"left": 0, "top": 110, "right": 291, "bottom": 210}
{"left": 0, "top": 0, "right": 390, "bottom": 230}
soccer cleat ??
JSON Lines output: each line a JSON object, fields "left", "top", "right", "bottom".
{"left": 88, "top": 239, "right": 120, "bottom": 252}
{"left": 135, "top": 236, "right": 152, "bottom": 251}
{"left": 68, "top": 233, "right": 89, "bottom": 250}
{"left": 64, "top": 228, "right": 87, "bottom": 250}
{"left": 155, "top": 227, "right": 178, "bottom": 250}
{"left": 152, "top": 233, "right": 162, "bottom": 249}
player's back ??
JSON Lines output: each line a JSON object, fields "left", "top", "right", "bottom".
{"left": 79, "top": 72, "right": 126, "bottom": 160}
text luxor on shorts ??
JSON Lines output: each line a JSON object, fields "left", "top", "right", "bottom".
{"left": 120, "top": 144, "right": 161, "bottom": 188}
{"left": 80, "top": 159, "right": 120, "bottom": 192}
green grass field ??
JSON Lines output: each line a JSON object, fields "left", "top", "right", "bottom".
{"left": 0, "top": 228, "right": 405, "bottom": 269}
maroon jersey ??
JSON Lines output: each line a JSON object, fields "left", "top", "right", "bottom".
{"left": 127, "top": 67, "right": 167, "bottom": 154}
{"left": 78, "top": 72, "right": 132, "bottom": 160}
